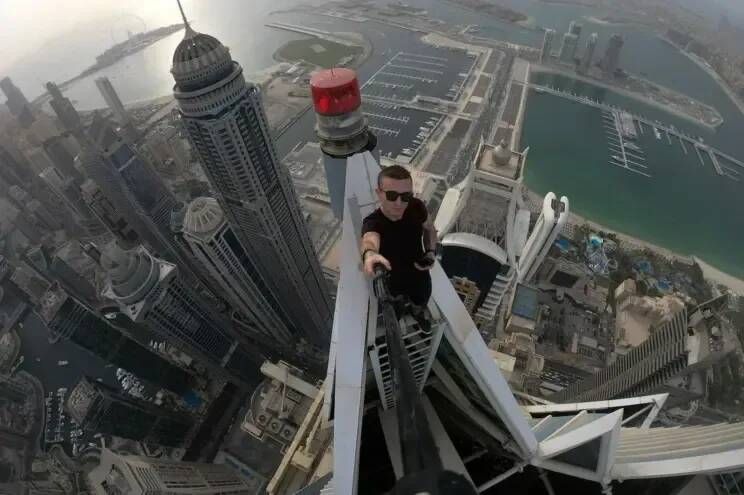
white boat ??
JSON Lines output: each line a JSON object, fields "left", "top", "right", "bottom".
{"left": 57, "top": 360, "right": 69, "bottom": 366}
{"left": 625, "top": 142, "right": 642, "bottom": 152}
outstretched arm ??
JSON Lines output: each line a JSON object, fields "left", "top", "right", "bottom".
{"left": 361, "top": 231, "right": 391, "bottom": 276}
{"left": 422, "top": 217, "right": 437, "bottom": 252}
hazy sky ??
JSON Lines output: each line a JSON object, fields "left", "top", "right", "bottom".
{"left": 0, "top": 0, "right": 178, "bottom": 75}
{"left": 2, "top": 0, "right": 743, "bottom": 77}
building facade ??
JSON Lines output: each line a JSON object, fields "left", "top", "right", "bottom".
{"left": 39, "top": 284, "right": 195, "bottom": 395}
{"left": 552, "top": 309, "right": 689, "bottom": 402}
{"left": 95, "top": 76, "right": 131, "bottom": 125}
{"left": 66, "top": 377, "right": 194, "bottom": 447}
{"left": 1, "top": 76, "right": 35, "bottom": 128}
{"left": 181, "top": 197, "right": 295, "bottom": 348}
{"left": 517, "top": 192, "right": 569, "bottom": 283}
{"left": 559, "top": 32, "right": 579, "bottom": 64}
{"left": 171, "top": 18, "right": 332, "bottom": 347}
{"left": 579, "top": 32, "right": 598, "bottom": 74}
{"left": 82, "top": 117, "right": 218, "bottom": 297}
{"left": 80, "top": 178, "right": 140, "bottom": 246}
{"left": 88, "top": 448, "right": 252, "bottom": 495}
{"left": 100, "top": 242, "right": 259, "bottom": 384}
{"left": 540, "top": 29, "right": 555, "bottom": 62}
{"left": 46, "top": 82, "right": 83, "bottom": 137}
{"left": 601, "top": 34, "right": 625, "bottom": 75}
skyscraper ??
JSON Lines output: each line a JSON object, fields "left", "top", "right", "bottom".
{"left": 45, "top": 82, "right": 82, "bottom": 137}
{"left": 568, "top": 20, "right": 583, "bottom": 38}
{"left": 181, "top": 197, "right": 295, "bottom": 348}
{"left": 0, "top": 375, "right": 33, "bottom": 449}
{"left": 23, "top": 242, "right": 98, "bottom": 304}
{"left": 88, "top": 448, "right": 252, "bottom": 495}
{"left": 67, "top": 377, "right": 194, "bottom": 447}
{"left": 559, "top": 32, "right": 579, "bottom": 64}
{"left": 0, "top": 77, "right": 35, "bottom": 128}
{"left": 0, "top": 144, "right": 32, "bottom": 187}
{"left": 81, "top": 117, "right": 217, "bottom": 296}
{"left": 95, "top": 76, "right": 131, "bottom": 125}
{"left": 42, "top": 135, "right": 84, "bottom": 183}
{"left": 540, "top": 29, "right": 555, "bottom": 62}
{"left": 579, "top": 32, "right": 598, "bottom": 74}
{"left": 600, "top": 34, "right": 625, "bottom": 75}
{"left": 39, "top": 283, "right": 195, "bottom": 394}
{"left": 80, "top": 178, "right": 140, "bottom": 246}
{"left": 38, "top": 166, "right": 105, "bottom": 236}
{"left": 551, "top": 309, "right": 689, "bottom": 402}
{"left": 100, "top": 242, "right": 260, "bottom": 384}
{"left": 171, "top": 5, "right": 332, "bottom": 347}
{"left": 517, "top": 192, "right": 569, "bottom": 283}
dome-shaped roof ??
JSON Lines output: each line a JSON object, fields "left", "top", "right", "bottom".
{"left": 101, "top": 241, "right": 159, "bottom": 304}
{"left": 183, "top": 197, "right": 225, "bottom": 237}
{"left": 493, "top": 139, "right": 511, "bottom": 166}
{"left": 172, "top": 32, "right": 225, "bottom": 65}
{"left": 171, "top": 29, "right": 234, "bottom": 92}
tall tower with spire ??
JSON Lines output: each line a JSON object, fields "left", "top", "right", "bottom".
{"left": 170, "top": 2, "right": 332, "bottom": 347}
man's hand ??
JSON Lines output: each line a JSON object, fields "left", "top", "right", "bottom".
{"left": 414, "top": 251, "right": 436, "bottom": 271}
{"left": 363, "top": 252, "right": 391, "bottom": 277}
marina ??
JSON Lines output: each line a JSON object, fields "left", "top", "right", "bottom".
{"left": 602, "top": 110, "right": 650, "bottom": 178}
{"left": 527, "top": 82, "right": 744, "bottom": 182}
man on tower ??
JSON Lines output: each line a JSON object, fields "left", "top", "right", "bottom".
{"left": 361, "top": 166, "right": 437, "bottom": 330}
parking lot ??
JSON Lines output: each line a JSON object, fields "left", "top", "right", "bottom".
{"left": 472, "top": 76, "right": 491, "bottom": 99}
{"left": 502, "top": 82, "right": 524, "bottom": 126}
{"left": 362, "top": 49, "right": 477, "bottom": 103}
{"left": 426, "top": 118, "right": 471, "bottom": 175}
{"left": 362, "top": 100, "right": 442, "bottom": 161}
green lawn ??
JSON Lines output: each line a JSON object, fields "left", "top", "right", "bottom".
{"left": 276, "top": 38, "right": 362, "bottom": 68}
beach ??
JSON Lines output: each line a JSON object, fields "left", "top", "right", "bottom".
{"left": 657, "top": 35, "right": 744, "bottom": 118}
{"left": 524, "top": 189, "right": 744, "bottom": 295}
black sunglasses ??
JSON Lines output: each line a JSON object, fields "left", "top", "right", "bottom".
{"left": 382, "top": 190, "right": 413, "bottom": 202}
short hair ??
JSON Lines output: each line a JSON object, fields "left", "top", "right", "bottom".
{"left": 377, "top": 165, "right": 412, "bottom": 188}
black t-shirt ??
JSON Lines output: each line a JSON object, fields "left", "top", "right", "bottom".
{"left": 362, "top": 198, "right": 428, "bottom": 279}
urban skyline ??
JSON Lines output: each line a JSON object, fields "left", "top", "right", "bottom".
{"left": 1, "top": 0, "right": 743, "bottom": 494}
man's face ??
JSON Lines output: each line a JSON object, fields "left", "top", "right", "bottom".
{"left": 377, "top": 177, "right": 413, "bottom": 220}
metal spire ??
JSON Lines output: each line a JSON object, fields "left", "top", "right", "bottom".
{"left": 176, "top": 0, "right": 196, "bottom": 37}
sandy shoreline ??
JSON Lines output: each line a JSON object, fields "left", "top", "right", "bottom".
{"left": 524, "top": 189, "right": 744, "bottom": 295}
{"left": 569, "top": 208, "right": 744, "bottom": 295}
{"left": 657, "top": 35, "right": 744, "bottom": 118}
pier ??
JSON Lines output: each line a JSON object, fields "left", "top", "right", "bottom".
{"left": 678, "top": 136, "right": 688, "bottom": 155}
{"left": 528, "top": 82, "right": 744, "bottom": 179}
{"left": 706, "top": 148, "right": 724, "bottom": 176}
{"left": 694, "top": 145, "right": 705, "bottom": 166}
{"left": 602, "top": 110, "right": 650, "bottom": 178}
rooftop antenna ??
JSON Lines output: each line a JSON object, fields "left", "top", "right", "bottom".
{"left": 176, "top": 0, "right": 196, "bottom": 37}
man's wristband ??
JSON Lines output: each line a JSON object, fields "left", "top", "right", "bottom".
{"left": 424, "top": 249, "right": 435, "bottom": 256}
{"left": 362, "top": 249, "right": 377, "bottom": 262}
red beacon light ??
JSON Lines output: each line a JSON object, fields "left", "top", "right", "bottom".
{"left": 310, "top": 68, "right": 361, "bottom": 116}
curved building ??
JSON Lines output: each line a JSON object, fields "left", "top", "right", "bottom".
{"left": 171, "top": 7, "right": 331, "bottom": 347}
{"left": 517, "top": 192, "right": 569, "bottom": 283}
{"left": 440, "top": 232, "right": 515, "bottom": 327}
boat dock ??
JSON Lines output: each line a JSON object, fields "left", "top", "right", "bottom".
{"left": 602, "top": 110, "right": 650, "bottom": 177}
{"left": 528, "top": 82, "right": 744, "bottom": 180}
{"left": 694, "top": 145, "right": 705, "bottom": 166}
{"left": 678, "top": 136, "right": 688, "bottom": 155}
{"left": 707, "top": 148, "right": 724, "bottom": 176}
